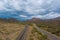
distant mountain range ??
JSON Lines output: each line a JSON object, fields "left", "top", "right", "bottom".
{"left": 27, "top": 17, "right": 60, "bottom": 22}
{"left": 0, "top": 17, "right": 60, "bottom": 22}
{"left": 0, "top": 18, "right": 20, "bottom": 23}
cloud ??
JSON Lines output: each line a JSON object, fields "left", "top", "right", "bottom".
{"left": 46, "top": 0, "right": 53, "bottom": 4}
{"left": 0, "top": 0, "right": 60, "bottom": 20}
{"left": 0, "top": 0, "right": 44, "bottom": 12}
{"left": 44, "top": 12, "right": 60, "bottom": 19}
{"left": 19, "top": 15, "right": 27, "bottom": 18}
{"left": 0, "top": 1, "right": 6, "bottom": 10}
{"left": 30, "top": 12, "right": 60, "bottom": 19}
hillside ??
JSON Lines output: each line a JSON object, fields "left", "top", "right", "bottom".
{"left": 26, "top": 17, "right": 60, "bottom": 37}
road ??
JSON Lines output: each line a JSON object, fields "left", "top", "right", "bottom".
{"left": 16, "top": 25, "right": 29, "bottom": 40}
{"left": 33, "top": 24, "right": 60, "bottom": 40}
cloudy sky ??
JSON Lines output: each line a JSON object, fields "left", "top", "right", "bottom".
{"left": 0, "top": 0, "right": 60, "bottom": 20}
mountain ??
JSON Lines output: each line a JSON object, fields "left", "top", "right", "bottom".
{"left": 0, "top": 18, "right": 20, "bottom": 23}
{"left": 27, "top": 17, "right": 60, "bottom": 22}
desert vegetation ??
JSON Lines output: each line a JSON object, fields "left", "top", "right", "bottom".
{"left": 0, "top": 18, "right": 24, "bottom": 40}
{"left": 26, "top": 18, "right": 60, "bottom": 37}
{"left": 30, "top": 28, "right": 49, "bottom": 40}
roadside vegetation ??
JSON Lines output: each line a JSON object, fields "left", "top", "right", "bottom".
{"left": 30, "top": 27, "right": 49, "bottom": 40}
{"left": 36, "top": 21, "right": 60, "bottom": 37}
{"left": 25, "top": 18, "right": 60, "bottom": 37}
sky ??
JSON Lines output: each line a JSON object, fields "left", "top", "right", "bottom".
{"left": 0, "top": 0, "right": 60, "bottom": 21}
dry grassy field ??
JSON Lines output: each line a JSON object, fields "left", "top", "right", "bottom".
{"left": 0, "top": 20, "right": 24, "bottom": 40}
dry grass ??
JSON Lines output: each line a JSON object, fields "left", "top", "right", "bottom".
{"left": 30, "top": 27, "right": 50, "bottom": 40}
{"left": 26, "top": 26, "right": 33, "bottom": 40}
{"left": 0, "top": 21, "right": 24, "bottom": 40}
